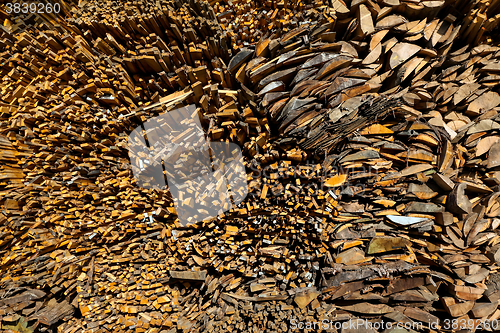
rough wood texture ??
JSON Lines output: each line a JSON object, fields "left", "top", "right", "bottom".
{"left": 2, "top": 0, "right": 500, "bottom": 332}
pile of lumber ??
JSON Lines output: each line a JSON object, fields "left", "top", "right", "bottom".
{"left": 2, "top": 0, "right": 500, "bottom": 332}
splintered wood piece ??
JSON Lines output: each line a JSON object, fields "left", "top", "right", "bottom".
{"left": 376, "top": 15, "right": 406, "bottom": 30}
{"left": 169, "top": 270, "right": 207, "bottom": 281}
{"left": 407, "top": 18, "right": 427, "bottom": 35}
{"left": 35, "top": 300, "right": 74, "bottom": 326}
{"left": 325, "top": 173, "right": 348, "bottom": 187}
{"left": 229, "top": 49, "right": 254, "bottom": 73}
{"left": 435, "top": 211, "right": 454, "bottom": 226}
{"left": 259, "top": 81, "right": 286, "bottom": 96}
{"left": 258, "top": 67, "right": 298, "bottom": 90}
{"left": 424, "top": 19, "right": 440, "bottom": 41}
{"left": 463, "top": 212, "right": 479, "bottom": 237}
{"left": 224, "top": 293, "right": 288, "bottom": 302}
{"left": 256, "top": 39, "right": 271, "bottom": 57}
{"left": 340, "top": 150, "right": 380, "bottom": 163}
{"left": 315, "top": 55, "right": 353, "bottom": 80}
{"left": 467, "top": 120, "right": 500, "bottom": 135}
{"left": 432, "top": 173, "right": 455, "bottom": 191}
{"left": 302, "top": 53, "right": 340, "bottom": 69}
{"left": 449, "top": 285, "right": 485, "bottom": 301}
{"left": 487, "top": 142, "right": 500, "bottom": 169}
{"left": 471, "top": 301, "right": 498, "bottom": 318}
{"left": 358, "top": 5, "right": 375, "bottom": 36}
{"left": 389, "top": 43, "right": 421, "bottom": 69}
{"left": 447, "top": 183, "right": 472, "bottom": 215}
{"left": 294, "top": 288, "right": 320, "bottom": 309}
{"left": 325, "top": 77, "right": 366, "bottom": 96}
{"left": 442, "top": 297, "right": 475, "bottom": 317}
{"left": 462, "top": 268, "right": 490, "bottom": 284}
{"left": 363, "top": 42, "right": 383, "bottom": 65}
{"left": 486, "top": 245, "right": 500, "bottom": 263}
{"left": 383, "top": 277, "right": 426, "bottom": 296}
{"left": 386, "top": 215, "right": 430, "bottom": 226}
{"left": 398, "top": 306, "right": 440, "bottom": 324}
{"left": 360, "top": 124, "right": 393, "bottom": 135}
{"left": 476, "top": 136, "right": 500, "bottom": 157}
{"left": 336, "top": 247, "right": 366, "bottom": 264}
{"left": 370, "top": 30, "right": 389, "bottom": 51}
{"left": 338, "top": 302, "right": 393, "bottom": 314}
{"left": 399, "top": 163, "right": 434, "bottom": 177}
{"left": 406, "top": 202, "right": 444, "bottom": 213}
{"left": 408, "top": 183, "right": 438, "bottom": 199}
{"left": 367, "top": 237, "right": 411, "bottom": 254}
{"left": 439, "top": 139, "right": 454, "bottom": 172}
{"left": 0, "top": 290, "right": 46, "bottom": 306}
{"left": 467, "top": 91, "right": 500, "bottom": 116}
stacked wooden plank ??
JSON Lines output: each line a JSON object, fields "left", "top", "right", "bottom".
{"left": 1, "top": 0, "right": 500, "bottom": 332}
